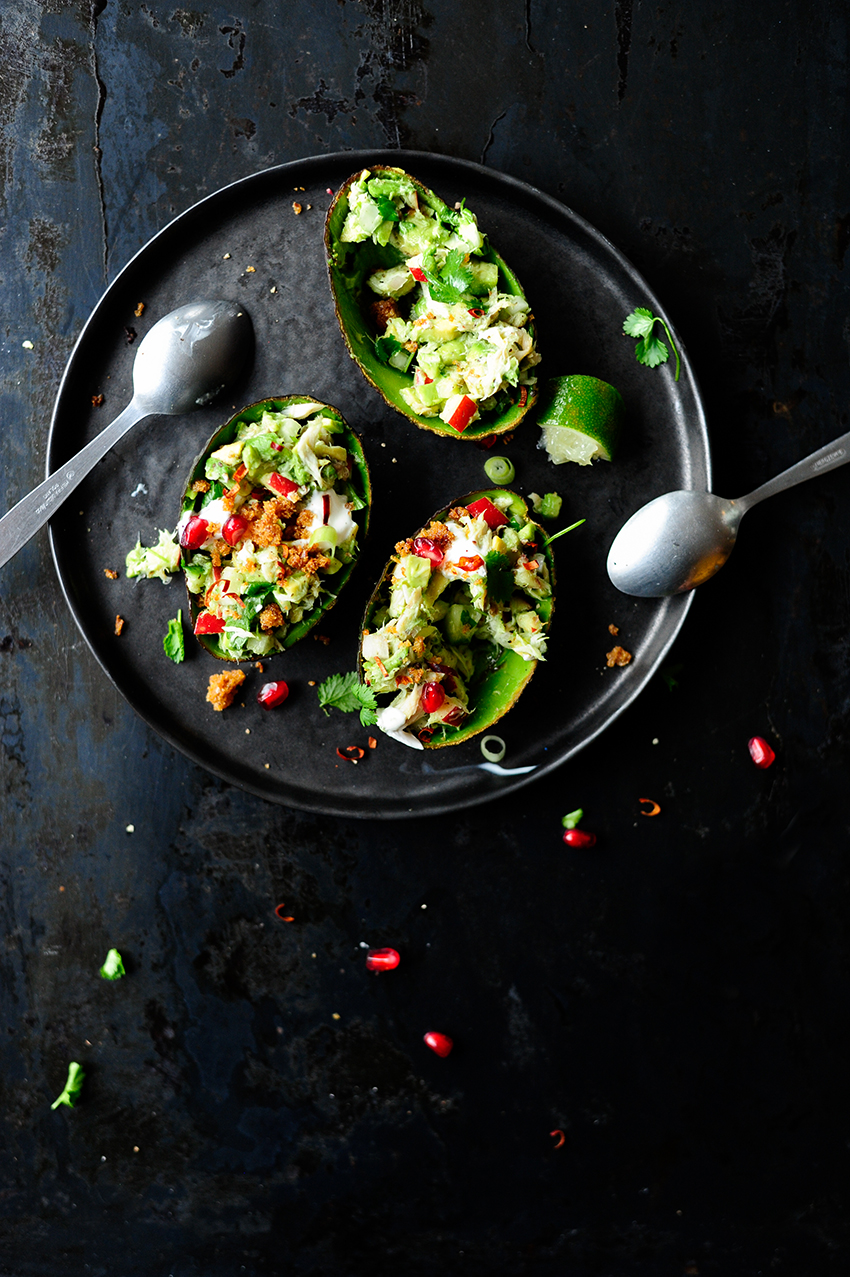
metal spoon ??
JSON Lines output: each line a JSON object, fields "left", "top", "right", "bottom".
{"left": 607, "top": 427, "right": 850, "bottom": 597}
{"left": 0, "top": 298, "right": 254, "bottom": 572}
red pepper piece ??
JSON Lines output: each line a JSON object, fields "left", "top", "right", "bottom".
{"left": 424, "top": 1031, "right": 453, "bottom": 1057}
{"left": 748, "top": 736, "right": 776, "bottom": 768}
{"left": 257, "top": 681, "right": 289, "bottom": 709}
{"left": 562, "top": 828, "right": 597, "bottom": 848}
{"left": 409, "top": 265, "right": 427, "bottom": 282}
{"left": 456, "top": 555, "right": 484, "bottom": 573}
{"left": 447, "top": 395, "right": 478, "bottom": 433}
{"left": 466, "top": 497, "right": 507, "bottom": 529}
{"left": 232, "top": 462, "right": 248, "bottom": 483}
{"left": 267, "top": 471, "right": 300, "bottom": 498}
{"left": 194, "top": 612, "right": 226, "bottom": 635}
{"left": 412, "top": 536, "right": 443, "bottom": 565}
{"left": 180, "top": 515, "right": 209, "bottom": 551}
{"left": 366, "top": 947, "right": 400, "bottom": 972}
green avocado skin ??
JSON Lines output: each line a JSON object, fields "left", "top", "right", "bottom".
{"left": 325, "top": 166, "right": 539, "bottom": 441}
{"left": 360, "top": 489, "right": 554, "bottom": 749}
{"left": 181, "top": 396, "right": 371, "bottom": 662}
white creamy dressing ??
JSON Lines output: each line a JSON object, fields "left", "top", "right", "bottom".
{"left": 303, "top": 489, "right": 356, "bottom": 544}
{"left": 442, "top": 531, "right": 486, "bottom": 577}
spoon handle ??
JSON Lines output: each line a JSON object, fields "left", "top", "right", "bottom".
{"left": 738, "top": 428, "right": 850, "bottom": 511}
{"left": 0, "top": 399, "right": 146, "bottom": 572}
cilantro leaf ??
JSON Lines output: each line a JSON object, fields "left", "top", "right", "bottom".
{"left": 51, "top": 1061, "right": 85, "bottom": 1110}
{"left": 317, "top": 672, "right": 378, "bottom": 726}
{"left": 623, "top": 307, "right": 680, "bottom": 380}
{"left": 373, "top": 194, "right": 400, "bottom": 223}
{"left": 484, "top": 551, "right": 515, "bottom": 604}
{"left": 425, "top": 248, "right": 475, "bottom": 304}
{"left": 163, "top": 610, "right": 185, "bottom": 664}
{"left": 99, "top": 948, "right": 125, "bottom": 980}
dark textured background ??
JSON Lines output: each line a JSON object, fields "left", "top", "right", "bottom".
{"left": 2, "top": 3, "right": 849, "bottom": 1274}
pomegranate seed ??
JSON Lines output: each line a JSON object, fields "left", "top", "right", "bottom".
{"left": 365, "top": 947, "right": 400, "bottom": 972}
{"left": 222, "top": 513, "right": 249, "bottom": 546}
{"left": 421, "top": 681, "right": 445, "bottom": 714}
{"left": 412, "top": 536, "right": 443, "bottom": 565}
{"left": 748, "top": 736, "right": 776, "bottom": 768}
{"left": 562, "top": 828, "right": 597, "bottom": 848}
{"left": 423, "top": 1031, "right": 453, "bottom": 1057}
{"left": 257, "top": 681, "right": 289, "bottom": 709}
{"left": 180, "top": 515, "right": 208, "bottom": 551}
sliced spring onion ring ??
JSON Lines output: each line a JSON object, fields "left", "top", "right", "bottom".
{"left": 484, "top": 456, "right": 515, "bottom": 484}
{"left": 480, "top": 735, "right": 506, "bottom": 763}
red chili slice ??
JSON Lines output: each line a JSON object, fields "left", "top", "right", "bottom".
{"left": 550, "top": 1129, "right": 566, "bottom": 1149}
{"left": 456, "top": 555, "right": 484, "bottom": 572}
{"left": 336, "top": 746, "right": 365, "bottom": 764}
{"left": 465, "top": 497, "right": 507, "bottom": 529}
{"left": 365, "top": 948, "right": 400, "bottom": 972}
{"left": 194, "top": 612, "right": 226, "bottom": 635}
{"left": 468, "top": 307, "right": 485, "bottom": 318}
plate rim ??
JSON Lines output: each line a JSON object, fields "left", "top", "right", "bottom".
{"left": 47, "top": 148, "right": 708, "bottom": 819}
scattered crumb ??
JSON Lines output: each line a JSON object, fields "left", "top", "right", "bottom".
{"left": 264, "top": 763, "right": 270, "bottom": 769}
{"left": 368, "top": 736, "right": 377, "bottom": 749}
{"left": 125, "top": 327, "right": 136, "bottom": 344}
{"left": 292, "top": 202, "right": 302, "bottom": 214}
{"left": 126, "top": 824, "right": 134, "bottom": 833}
{"left": 606, "top": 645, "right": 632, "bottom": 668}
{"left": 308, "top": 680, "right": 316, "bottom": 687}
{"left": 134, "top": 302, "right": 145, "bottom": 318}
{"left": 223, "top": 252, "right": 231, "bottom": 259}
{"left": 332, "top": 1013, "right": 341, "bottom": 1021}
{"left": 133, "top": 1146, "right": 139, "bottom": 1153}
{"left": 254, "top": 662, "right": 264, "bottom": 671}
{"left": 245, "top": 265, "right": 255, "bottom": 273}
{"left": 206, "top": 669, "right": 246, "bottom": 711}
{"left": 245, "top": 728, "right": 251, "bottom": 735}
{"left": 608, "top": 623, "right": 619, "bottom": 636}
{"left": 22, "top": 340, "right": 33, "bottom": 350}
{"left": 312, "top": 633, "right": 331, "bottom": 645}
{"left": 114, "top": 615, "right": 125, "bottom": 636}
{"left": 103, "top": 568, "right": 118, "bottom": 579}
{"left": 59, "top": 885, "right": 65, "bottom": 892}
{"left": 91, "top": 393, "right": 105, "bottom": 407}
{"left": 270, "top": 286, "right": 277, "bottom": 293}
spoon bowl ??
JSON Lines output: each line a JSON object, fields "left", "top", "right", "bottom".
{"left": 607, "top": 425, "right": 850, "bottom": 598}
{"left": 607, "top": 490, "right": 742, "bottom": 597}
{"left": 0, "top": 298, "right": 253, "bottom": 573}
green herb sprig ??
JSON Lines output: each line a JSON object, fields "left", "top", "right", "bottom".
{"left": 623, "top": 307, "right": 681, "bottom": 380}
{"left": 317, "top": 672, "right": 378, "bottom": 726}
{"left": 163, "top": 610, "right": 185, "bottom": 664}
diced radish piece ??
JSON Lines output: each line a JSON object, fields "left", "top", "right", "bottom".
{"left": 268, "top": 472, "right": 300, "bottom": 498}
{"left": 194, "top": 612, "right": 226, "bottom": 635}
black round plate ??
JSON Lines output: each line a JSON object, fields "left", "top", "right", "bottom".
{"left": 47, "top": 150, "right": 709, "bottom": 819}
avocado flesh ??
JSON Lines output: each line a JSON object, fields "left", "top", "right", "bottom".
{"left": 325, "top": 167, "right": 539, "bottom": 440}
{"left": 180, "top": 396, "right": 371, "bottom": 662}
{"left": 359, "top": 489, "right": 554, "bottom": 748}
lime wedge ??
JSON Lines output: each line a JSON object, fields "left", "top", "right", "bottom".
{"left": 536, "top": 374, "right": 625, "bottom": 466}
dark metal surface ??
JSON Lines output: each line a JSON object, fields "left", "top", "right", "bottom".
{"left": 2, "top": 2, "right": 850, "bottom": 1274}
{"left": 46, "top": 150, "right": 708, "bottom": 817}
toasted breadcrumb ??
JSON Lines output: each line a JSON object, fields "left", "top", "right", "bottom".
{"left": 114, "top": 615, "right": 125, "bottom": 635}
{"left": 134, "top": 302, "right": 145, "bottom": 317}
{"left": 608, "top": 623, "right": 619, "bottom": 636}
{"left": 206, "top": 669, "right": 246, "bottom": 711}
{"left": 259, "top": 602, "right": 284, "bottom": 631}
{"left": 103, "top": 568, "right": 118, "bottom": 579}
{"left": 606, "top": 645, "right": 632, "bottom": 668}
{"left": 91, "top": 394, "right": 104, "bottom": 407}
{"left": 191, "top": 479, "right": 211, "bottom": 495}
{"left": 312, "top": 633, "right": 331, "bottom": 645}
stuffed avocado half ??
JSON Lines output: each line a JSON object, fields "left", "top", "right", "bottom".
{"left": 179, "top": 397, "right": 371, "bottom": 661}
{"left": 360, "top": 490, "right": 554, "bottom": 749}
{"left": 326, "top": 166, "right": 540, "bottom": 439}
